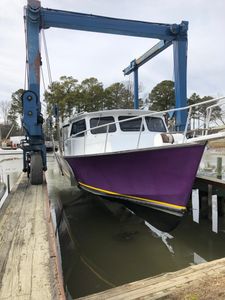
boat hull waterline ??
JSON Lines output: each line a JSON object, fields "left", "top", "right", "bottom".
{"left": 64, "top": 143, "right": 206, "bottom": 216}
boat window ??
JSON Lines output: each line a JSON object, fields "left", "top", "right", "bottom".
{"left": 118, "top": 116, "right": 144, "bottom": 131}
{"left": 70, "top": 119, "right": 86, "bottom": 137}
{"left": 90, "top": 117, "right": 116, "bottom": 134}
{"left": 145, "top": 117, "right": 166, "bottom": 132}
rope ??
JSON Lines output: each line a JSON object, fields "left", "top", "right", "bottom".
{"left": 40, "top": 66, "right": 47, "bottom": 93}
{"left": 41, "top": 29, "right": 53, "bottom": 85}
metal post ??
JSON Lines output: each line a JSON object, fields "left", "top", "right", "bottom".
{"left": 7, "top": 175, "right": 10, "bottom": 194}
{"left": 216, "top": 157, "right": 222, "bottom": 179}
{"left": 104, "top": 125, "right": 109, "bottom": 153}
{"left": 183, "top": 106, "right": 192, "bottom": 142}
{"left": 84, "top": 132, "right": 86, "bottom": 154}
{"left": 136, "top": 117, "right": 143, "bottom": 149}
{"left": 134, "top": 68, "right": 139, "bottom": 109}
{"left": 192, "top": 189, "right": 199, "bottom": 223}
{"left": 212, "top": 195, "right": 218, "bottom": 233}
{"left": 208, "top": 184, "right": 212, "bottom": 220}
{"left": 173, "top": 39, "right": 188, "bottom": 131}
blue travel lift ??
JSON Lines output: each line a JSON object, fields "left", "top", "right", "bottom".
{"left": 22, "top": 0, "right": 188, "bottom": 184}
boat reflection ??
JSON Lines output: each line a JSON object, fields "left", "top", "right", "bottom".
{"left": 45, "top": 156, "right": 225, "bottom": 299}
{"left": 56, "top": 189, "right": 185, "bottom": 298}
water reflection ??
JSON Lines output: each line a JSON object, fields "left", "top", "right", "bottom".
{"left": 46, "top": 158, "right": 225, "bottom": 299}
{"left": 199, "top": 148, "right": 225, "bottom": 179}
{"left": 55, "top": 183, "right": 225, "bottom": 299}
{"left": 57, "top": 189, "right": 181, "bottom": 298}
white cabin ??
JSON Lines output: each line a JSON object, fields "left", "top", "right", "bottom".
{"left": 62, "top": 109, "right": 184, "bottom": 156}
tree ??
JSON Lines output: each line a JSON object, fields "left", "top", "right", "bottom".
{"left": 104, "top": 82, "right": 134, "bottom": 109}
{"left": 44, "top": 76, "right": 141, "bottom": 120}
{"left": 44, "top": 76, "right": 79, "bottom": 120}
{"left": 0, "top": 100, "right": 11, "bottom": 124}
{"left": 8, "top": 89, "right": 24, "bottom": 128}
{"left": 76, "top": 77, "right": 105, "bottom": 112}
{"left": 45, "top": 76, "right": 135, "bottom": 116}
{"left": 148, "top": 80, "right": 175, "bottom": 111}
{"left": 188, "top": 93, "right": 223, "bottom": 127}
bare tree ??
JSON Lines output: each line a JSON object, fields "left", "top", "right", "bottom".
{"left": 0, "top": 100, "right": 11, "bottom": 124}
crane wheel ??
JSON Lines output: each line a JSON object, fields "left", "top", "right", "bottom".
{"left": 30, "top": 152, "right": 43, "bottom": 185}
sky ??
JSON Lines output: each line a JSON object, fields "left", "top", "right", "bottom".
{"left": 0, "top": 0, "right": 225, "bottom": 115}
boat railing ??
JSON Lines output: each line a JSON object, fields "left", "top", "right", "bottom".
{"left": 70, "top": 96, "right": 225, "bottom": 153}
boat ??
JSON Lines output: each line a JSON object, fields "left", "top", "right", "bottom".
{"left": 60, "top": 96, "right": 225, "bottom": 217}
{"left": 0, "top": 148, "right": 23, "bottom": 155}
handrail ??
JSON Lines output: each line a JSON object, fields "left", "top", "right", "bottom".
{"left": 183, "top": 106, "right": 192, "bottom": 142}
{"left": 104, "top": 124, "right": 110, "bottom": 152}
{"left": 65, "top": 95, "right": 225, "bottom": 152}
{"left": 136, "top": 116, "right": 144, "bottom": 149}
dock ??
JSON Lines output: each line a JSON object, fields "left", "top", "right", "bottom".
{"left": 77, "top": 257, "right": 225, "bottom": 299}
{"left": 0, "top": 174, "right": 65, "bottom": 300}
{"left": 1, "top": 170, "right": 225, "bottom": 299}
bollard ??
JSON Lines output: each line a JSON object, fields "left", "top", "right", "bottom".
{"left": 216, "top": 157, "right": 222, "bottom": 179}
{"left": 7, "top": 174, "right": 10, "bottom": 194}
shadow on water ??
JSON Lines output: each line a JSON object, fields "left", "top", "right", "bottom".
{"left": 108, "top": 199, "right": 183, "bottom": 232}
{"left": 55, "top": 188, "right": 225, "bottom": 299}
{"left": 57, "top": 188, "right": 181, "bottom": 298}
{"left": 45, "top": 156, "right": 225, "bottom": 299}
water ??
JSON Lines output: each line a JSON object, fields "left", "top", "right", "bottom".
{"left": 2, "top": 151, "right": 225, "bottom": 299}
{"left": 45, "top": 154, "right": 225, "bottom": 299}
{"left": 0, "top": 152, "right": 23, "bottom": 208}
{"left": 199, "top": 148, "right": 225, "bottom": 179}
{"left": 58, "top": 193, "right": 225, "bottom": 299}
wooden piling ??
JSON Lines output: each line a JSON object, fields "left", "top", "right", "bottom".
{"left": 7, "top": 174, "right": 10, "bottom": 193}
{"left": 208, "top": 184, "right": 212, "bottom": 220}
{"left": 217, "top": 156, "right": 222, "bottom": 179}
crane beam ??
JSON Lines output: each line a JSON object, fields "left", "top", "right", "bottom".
{"left": 23, "top": 0, "right": 189, "bottom": 182}
{"left": 123, "top": 40, "right": 172, "bottom": 76}
{"left": 41, "top": 8, "right": 187, "bottom": 41}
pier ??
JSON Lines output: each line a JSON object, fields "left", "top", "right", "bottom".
{"left": 77, "top": 257, "right": 225, "bottom": 299}
{"left": 0, "top": 0, "right": 224, "bottom": 299}
{"left": 1, "top": 158, "right": 225, "bottom": 299}
{"left": 0, "top": 174, "right": 65, "bottom": 300}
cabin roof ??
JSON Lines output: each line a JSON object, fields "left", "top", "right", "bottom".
{"left": 64, "top": 109, "right": 163, "bottom": 126}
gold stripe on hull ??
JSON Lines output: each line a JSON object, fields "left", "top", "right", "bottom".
{"left": 79, "top": 181, "right": 186, "bottom": 211}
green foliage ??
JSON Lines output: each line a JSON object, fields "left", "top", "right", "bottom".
{"left": 188, "top": 93, "right": 222, "bottom": 124}
{"left": 8, "top": 89, "right": 24, "bottom": 128}
{"left": 44, "top": 76, "right": 78, "bottom": 120}
{"left": 44, "top": 76, "right": 135, "bottom": 120}
{"left": 77, "top": 77, "right": 105, "bottom": 112}
{"left": 104, "top": 82, "right": 133, "bottom": 109}
{"left": 148, "top": 80, "right": 175, "bottom": 111}
{"left": 148, "top": 81, "right": 223, "bottom": 125}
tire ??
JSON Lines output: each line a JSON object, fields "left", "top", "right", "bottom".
{"left": 30, "top": 152, "right": 43, "bottom": 185}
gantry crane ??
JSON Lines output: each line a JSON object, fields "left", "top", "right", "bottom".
{"left": 22, "top": 0, "right": 188, "bottom": 184}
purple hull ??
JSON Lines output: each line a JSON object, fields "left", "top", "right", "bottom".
{"left": 64, "top": 143, "right": 205, "bottom": 214}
